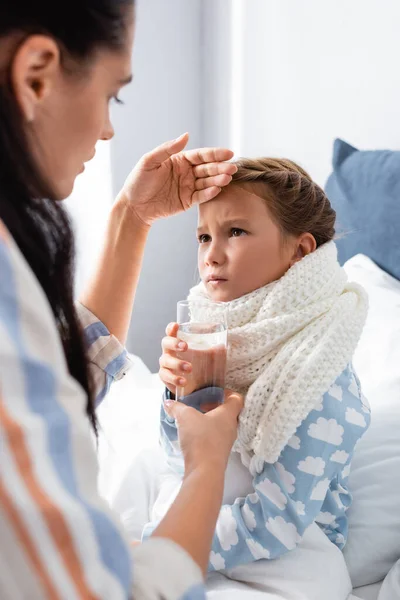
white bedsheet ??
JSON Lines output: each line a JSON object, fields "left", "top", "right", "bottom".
{"left": 97, "top": 357, "right": 162, "bottom": 504}
{"left": 351, "top": 582, "right": 382, "bottom": 600}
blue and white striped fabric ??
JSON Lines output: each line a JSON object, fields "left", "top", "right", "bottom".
{"left": 0, "top": 220, "right": 205, "bottom": 600}
{"left": 76, "top": 303, "right": 132, "bottom": 407}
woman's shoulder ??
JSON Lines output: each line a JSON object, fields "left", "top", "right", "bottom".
{"left": 0, "top": 220, "right": 31, "bottom": 329}
{"left": 0, "top": 219, "right": 67, "bottom": 369}
{"left": 0, "top": 219, "right": 54, "bottom": 312}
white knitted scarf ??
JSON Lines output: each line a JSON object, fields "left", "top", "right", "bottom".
{"left": 188, "top": 242, "right": 368, "bottom": 464}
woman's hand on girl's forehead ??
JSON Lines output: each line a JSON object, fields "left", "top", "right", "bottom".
{"left": 116, "top": 133, "right": 237, "bottom": 227}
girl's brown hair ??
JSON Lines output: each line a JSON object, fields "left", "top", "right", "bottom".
{"left": 231, "top": 157, "right": 336, "bottom": 247}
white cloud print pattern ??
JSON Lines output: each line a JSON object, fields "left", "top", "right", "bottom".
{"left": 293, "top": 501, "right": 305, "bottom": 516}
{"left": 342, "top": 464, "right": 351, "bottom": 479}
{"left": 336, "top": 533, "right": 345, "bottom": 546}
{"left": 317, "top": 511, "right": 336, "bottom": 525}
{"left": 348, "top": 376, "right": 359, "bottom": 398}
{"left": 256, "top": 479, "right": 287, "bottom": 510}
{"left": 248, "top": 492, "right": 260, "bottom": 505}
{"left": 246, "top": 539, "right": 271, "bottom": 560}
{"left": 287, "top": 435, "right": 301, "bottom": 450}
{"left": 328, "top": 383, "right": 343, "bottom": 402}
{"left": 210, "top": 552, "right": 225, "bottom": 570}
{"left": 331, "top": 450, "right": 349, "bottom": 464}
{"left": 345, "top": 408, "right": 367, "bottom": 428}
{"left": 216, "top": 507, "right": 239, "bottom": 551}
{"left": 242, "top": 504, "right": 257, "bottom": 531}
{"left": 308, "top": 417, "right": 344, "bottom": 445}
{"left": 298, "top": 456, "right": 326, "bottom": 476}
{"left": 266, "top": 517, "right": 301, "bottom": 550}
{"left": 313, "top": 398, "right": 324, "bottom": 412}
{"left": 276, "top": 463, "right": 296, "bottom": 493}
{"left": 310, "top": 478, "right": 330, "bottom": 501}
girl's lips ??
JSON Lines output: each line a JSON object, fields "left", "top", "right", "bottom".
{"left": 208, "top": 278, "right": 228, "bottom": 286}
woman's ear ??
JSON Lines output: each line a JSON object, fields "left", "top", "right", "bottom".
{"left": 11, "top": 35, "right": 60, "bottom": 123}
{"left": 289, "top": 233, "right": 317, "bottom": 267}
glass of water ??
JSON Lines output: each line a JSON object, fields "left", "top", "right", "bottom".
{"left": 175, "top": 299, "right": 227, "bottom": 410}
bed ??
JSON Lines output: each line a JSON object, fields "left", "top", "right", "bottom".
{"left": 97, "top": 139, "right": 400, "bottom": 599}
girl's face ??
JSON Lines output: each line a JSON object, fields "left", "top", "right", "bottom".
{"left": 197, "top": 184, "right": 303, "bottom": 302}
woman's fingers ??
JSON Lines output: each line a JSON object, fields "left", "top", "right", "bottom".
{"left": 164, "top": 390, "right": 244, "bottom": 474}
{"left": 193, "top": 162, "right": 238, "bottom": 179}
{"left": 192, "top": 186, "right": 223, "bottom": 205}
{"left": 222, "top": 390, "right": 245, "bottom": 416}
{"left": 195, "top": 174, "right": 232, "bottom": 191}
{"left": 140, "top": 133, "right": 189, "bottom": 170}
{"left": 165, "top": 389, "right": 244, "bottom": 421}
{"left": 184, "top": 147, "right": 234, "bottom": 166}
{"left": 164, "top": 399, "right": 193, "bottom": 421}
{"left": 141, "top": 141, "right": 235, "bottom": 172}
{"left": 206, "top": 390, "right": 244, "bottom": 422}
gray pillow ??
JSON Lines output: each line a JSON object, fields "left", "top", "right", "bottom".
{"left": 325, "top": 139, "right": 400, "bottom": 280}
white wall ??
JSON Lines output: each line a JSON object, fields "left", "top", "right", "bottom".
{"left": 69, "top": 0, "right": 400, "bottom": 371}
{"left": 202, "top": 0, "right": 235, "bottom": 148}
{"left": 111, "top": 0, "right": 203, "bottom": 371}
{"left": 64, "top": 141, "right": 113, "bottom": 297}
{"left": 229, "top": 0, "right": 400, "bottom": 185}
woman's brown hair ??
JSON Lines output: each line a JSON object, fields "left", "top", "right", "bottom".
{"left": 232, "top": 157, "right": 336, "bottom": 247}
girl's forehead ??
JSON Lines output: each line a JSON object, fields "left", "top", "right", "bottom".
{"left": 198, "top": 186, "right": 269, "bottom": 222}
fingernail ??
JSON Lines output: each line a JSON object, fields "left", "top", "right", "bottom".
{"left": 178, "top": 342, "right": 186, "bottom": 350}
{"left": 182, "top": 363, "right": 191, "bottom": 372}
{"left": 178, "top": 378, "right": 186, "bottom": 386}
{"left": 174, "top": 132, "right": 188, "bottom": 142}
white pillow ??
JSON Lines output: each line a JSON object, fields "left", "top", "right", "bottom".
{"left": 346, "top": 255, "right": 400, "bottom": 412}
{"left": 343, "top": 255, "right": 400, "bottom": 587}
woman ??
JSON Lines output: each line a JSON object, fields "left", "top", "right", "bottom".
{"left": 0, "top": 1, "right": 243, "bottom": 598}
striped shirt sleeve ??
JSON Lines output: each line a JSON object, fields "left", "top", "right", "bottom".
{"left": 76, "top": 303, "right": 133, "bottom": 406}
{"left": 0, "top": 224, "right": 206, "bottom": 600}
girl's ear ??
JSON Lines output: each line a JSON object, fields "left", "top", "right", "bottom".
{"left": 289, "top": 233, "right": 317, "bottom": 267}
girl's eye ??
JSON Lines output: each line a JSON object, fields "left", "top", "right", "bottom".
{"left": 198, "top": 234, "right": 211, "bottom": 243}
{"left": 112, "top": 96, "right": 124, "bottom": 105}
{"left": 231, "top": 228, "right": 247, "bottom": 237}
